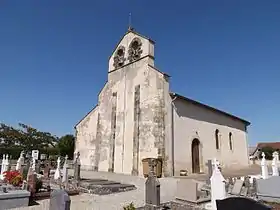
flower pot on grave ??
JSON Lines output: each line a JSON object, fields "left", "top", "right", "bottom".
{"left": 179, "top": 170, "right": 188, "bottom": 176}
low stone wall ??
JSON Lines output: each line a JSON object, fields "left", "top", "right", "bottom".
{"left": 250, "top": 160, "right": 273, "bottom": 166}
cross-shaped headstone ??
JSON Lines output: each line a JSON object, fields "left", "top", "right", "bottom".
{"left": 54, "top": 157, "right": 61, "bottom": 180}
{"left": 261, "top": 152, "right": 269, "bottom": 179}
{"left": 62, "top": 155, "right": 69, "bottom": 188}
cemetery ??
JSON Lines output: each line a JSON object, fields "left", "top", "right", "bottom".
{"left": 2, "top": 150, "right": 280, "bottom": 209}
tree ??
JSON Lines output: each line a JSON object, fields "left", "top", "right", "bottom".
{"left": 259, "top": 146, "right": 275, "bottom": 160}
{"left": 57, "top": 134, "right": 75, "bottom": 159}
{"left": 0, "top": 123, "right": 59, "bottom": 158}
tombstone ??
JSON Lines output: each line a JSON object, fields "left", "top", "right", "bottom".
{"left": 206, "top": 159, "right": 213, "bottom": 185}
{"left": 272, "top": 151, "right": 279, "bottom": 176}
{"left": 16, "top": 151, "right": 24, "bottom": 171}
{"left": 210, "top": 160, "right": 226, "bottom": 210}
{"left": 49, "top": 189, "right": 71, "bottom": 210}
{"left": 27, "top": 172, "right": 37, "bottom": 195}
{"left": 31, "top": 157, "right": 36, "bottom": 172}
{"left": 62, "top": 155, "right": 69, "bottom": 188}
{"left": 0, "top": 154, "right": 6, "bottom": 180}
{"left": 251, "top": 178, "right": 258, "bottom": 197}
{"left": 5, "top": 154, "right": 10, "bottom": 172}
{"left": 261, "top": 152, "right": 269, "bottom": 179}
{"left": 145, "top": 158, "right": 160, "bottom": 210}
{"left": 44, "top": 162, "right": 51, "bottom": 178}
{"left": 257, "top": 176, "right": 280, "bottom": 203}
{"left": 230, "top": 179, "right": 244, "bottom": 196}
{"left": 35, "top": 160, "right": 41, "bottom": 174}
{"left": 73, "top": 152, "right": 81, "bottom": 182}
{"left": 32, "top": 150, "right": 39, "bottom": 160}
{"left": 216, "top": 197, "right": 271, "bottom": 210}
{"left": 241, "top": 176, "right": 250, "bottom": 196}
{"left": 176, "top": 179, "right": 200, "bottom": 202}
{"left": 54, "top": 157, "right": 61, "bottom": 180}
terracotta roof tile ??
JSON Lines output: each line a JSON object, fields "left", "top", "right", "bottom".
{"left": 256, "top": 142, "right": 280, "bottom": 150}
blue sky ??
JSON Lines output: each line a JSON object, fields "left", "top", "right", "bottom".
{"left": 1, "top": 1, "right": 279, "bottom": 145}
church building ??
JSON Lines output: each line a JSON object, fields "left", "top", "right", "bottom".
{"left": 74, "top": 28, "right": 250, "bottom": 177}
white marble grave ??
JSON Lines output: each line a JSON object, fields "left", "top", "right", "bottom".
{"left": 261, "top": 152, "right": 269, "bottom": 179}
{"left": 205, "top": 158, "right": 226, "bottom": 210}
{"left": 54, "top": 156, "right": 61, "bottom": 180}
{"left": 16, "top": 152, "right": 24, "bottom": 171}
{"left": 272, "top": 151, "right": 279, "bottom": 176}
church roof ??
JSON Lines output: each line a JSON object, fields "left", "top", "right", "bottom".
{"left": 170, "top": 92, "right": 250, "bottom": 126}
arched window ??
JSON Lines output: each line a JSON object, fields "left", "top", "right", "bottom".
{"left": 229, "top": 132, "right": 233, "bottom": 150}
{"left": 215, "top": 129, "right": 220, "bottom": 150}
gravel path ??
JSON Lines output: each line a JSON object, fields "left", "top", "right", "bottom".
{"left": 13, "top": 170, "right": 179, "bottom": 210}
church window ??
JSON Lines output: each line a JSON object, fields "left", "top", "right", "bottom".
{"left": 113, "top": 46, "right": 126, "bottom": 69}
{"left": 128, "top": 38, "right": 143, "bottom": 62}
{"left": 229, "top": 132, "right": 233, "bottom": 150}
{"left": 215, "top": 129, "right": 220, "bottom": 150}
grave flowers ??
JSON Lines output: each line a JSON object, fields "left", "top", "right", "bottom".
{"left": 3, "top": 170, "right": 23, "bottom": 187}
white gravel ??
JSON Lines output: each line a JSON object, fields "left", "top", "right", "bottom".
{"left": 13, "top": 170, "right": 179, "bottom": 210}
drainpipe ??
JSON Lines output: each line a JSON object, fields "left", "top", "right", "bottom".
{"left": 171, "top": 94, "right": 177, "bottom": 176}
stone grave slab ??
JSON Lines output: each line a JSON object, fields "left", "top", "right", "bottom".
{"left": 176, "top": 179, "right": 198, "bottom": 202}
{"left": 80, "top": 181, "right": 121, "bottom": 189}
{"left": 216, "top": 197, "right": 271, "bottom": 210}
{"left": 257, "top": 176, "right": 280, "bottom": 203}
{"left": 49, "top": 189, "right": 71, "bottom": 210}
{"left": 230, "top": 179, "right": 244, "bottom": 195}
{"left": 0, "top": 190, "right": 30, "bottom": 210}
{"left": 89, "top": 183, "right": 136, "bottom": 195}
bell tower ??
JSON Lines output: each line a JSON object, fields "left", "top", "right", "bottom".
{"left": 108, "top": 28, "right": 155, "bottom": 73}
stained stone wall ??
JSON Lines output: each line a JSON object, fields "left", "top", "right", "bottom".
{"left": 75, "top": 106, "right": 99, "bottom": 171}
{"left": 75, "top": 30, "right": 249, "bottom": 177}
{"left": 96, "top": 56, "right": 169, "bottom": 176}
{"left": 75, "top": 31, "right": 170, "bottom": 176}
{"left": 173, "top": 98, "right": 249, "bottom": 175}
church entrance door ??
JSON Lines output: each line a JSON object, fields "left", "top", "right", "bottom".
{"left": 192, "top": 139, "right": 200, "bottom": 173}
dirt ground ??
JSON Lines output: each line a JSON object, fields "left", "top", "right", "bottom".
{"left": 176, "top": 164, "right": 264, "bottom": 181}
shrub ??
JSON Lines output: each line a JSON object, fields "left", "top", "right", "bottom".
{"left": 123, "top": 203, "right": 136, "bottom": 210}
{"left": 3, "top": 170, "right": 23, "bottom": 186}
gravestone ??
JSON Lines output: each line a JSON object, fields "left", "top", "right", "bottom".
{"left": 257, "top": 176, "right": 280, "bottom": 202}
{"left": 230, "top": 179, "right": 244, "bottom": 195}
{"left": 261, "top": 152, "right": 269, "bottom": 179}
{"left": 27, "top": 172, "right": 37, "bottom": 195}
{"left": 74, "top": 152, "right": 81, "bottom": 182}
{"left": 35, "top": 160, "right": 41, "bottom": 174}
{"left": 210, "top": 159, "right": 226, "bottom": 210}
{"left": 44, "top": 162, "right": 51, "bottom": 178}
{"left": 206, "top": 159, "right": 213, "bottom": 185}
{"left": 272, "top": 151, "right": 279, "bottom": 176}
{"left": 176, "top": 179, "right": 198, "bottom": 202}
{"left": 145, "top": 158, "right": 160, "bottom": 210}
{"left": 216, "top": 197, "right": 271, "bottom": 210}
{"left": 54, "top": 157, "right": 61, "bottom": 180}
{"left": 49, "top": 189, "right": 71, "bottom": 210}
{"left": 62, "top": 155, "right": 69, "bottom": 188}
{"left": 251, "top": 178, "right": 258, "bottom": 197}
